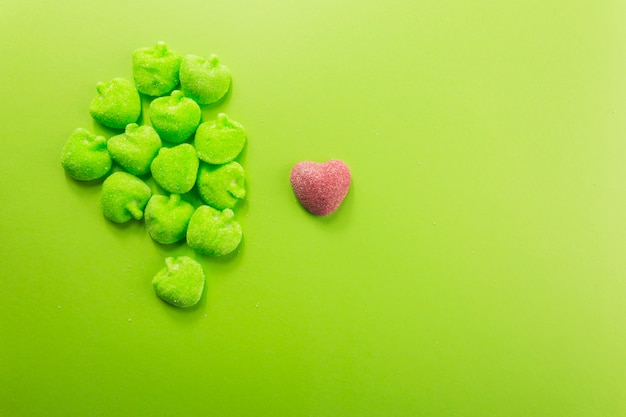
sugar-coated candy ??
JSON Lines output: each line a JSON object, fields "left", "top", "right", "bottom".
{"left": 194, "top": 113, "right": 246, "bottom": 164}
{"left": 179, "top": 54, "right": 231, "bottom": 105}
{"left": 149, "top": 90, "right": 201, "bottom": 144}
{"left": 107, "top": 123, "right": 162, "bottom": 176}
{"left": 152, "top": 256, "right": 205, "bottom": 308}
{"left": 100, "top": 171, "right": 152, "bottom": 223}
{"left": 290, "top": 160, "right": 351, "bottom": 216}
{"left": 89, "top": 78, "right": 141, "bottom": 129}
{"left": 61, "top": 128, "right": 111, "bottom": 181}
{"left": 196, "top": 161, "right": 245, "bottom": 210}
{"left": 150, "top": 143, "right": 199, "bottom": 194}
{"left": 144, "top": 194, "right": 195, "bottom": 244}
{"left": 132, "top": 41, "right": 181, "bottom": 97}
{"left": 187, "top": 206, "right": 242, "bottom": 256}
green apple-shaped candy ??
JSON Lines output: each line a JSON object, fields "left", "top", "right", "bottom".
{"left": 179, "top": 54, "right": 231, "bottom": 105}
{"left": 89, "top": 78, "right": 141, "bottom": 129}
{"left": 107, "top": 124, "right": 162, "bottom": 175}
{"left": 100, "top": 172, "right": 151, "bottom": 223}
{"left": 152, "top": 256, "right": 205, "bottom": 308}
{"left": 61, "top": 128, "right": 112, "bottom": 181}
{"left": 150, "top": 143, "right": 199, "bottom": 194}
{"left": 148, "top": 90, "right": 201, "bottom": 144}
{"left": 194, "top": 113, "right": 246, "bottom": 164}
{"left": 144, "top": 194, "right": 195, "bottom": 244}
{"left": 196, "top": 161, "right": 245, "bottom": 209}
{"left": 132, "top": 41, "right": 181, "bottom": 97}
{"left": 187, "top": 206, "right": 242, "bottom": 256}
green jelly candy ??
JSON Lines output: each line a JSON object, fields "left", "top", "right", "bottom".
{"left": 196, "top": 161, "right": 245, "bottom": 210}
{"left": 194, "top": 113, "right": 246, "bottom": 164}
{"left": 107, "top": 123, "right": 162, "bottom": 176}
{"left": 100, "top": 172, "right": 151, "bottom": 223}
{"left": 149, "top": 90, "right": 201, "bottom": 144}
{"left": 144, "top": 194, "right": 195, "bottom": 244}
{"left": 89, "top": 78, "right": 141, "bottom": 129}
{"left": 152, "top": 256, "right": 205, "bottom": 308}
{"left": 132, "top": 41, "right": 182, "bottom": 97}
{"left": 150, "top": 143, "right": 199, "bottom": 194}
{"left": 187, "top": 206, "right": 242, "bottom": 256}
{"left": 179, "top": 54, "right": 231, "bottom": 105}
{"left": 61, "top": 128, "right": 111, "bottom": 181}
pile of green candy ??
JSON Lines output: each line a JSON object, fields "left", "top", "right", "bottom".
{"left": 61, "top": 42, "right": 246, "bottom": 309}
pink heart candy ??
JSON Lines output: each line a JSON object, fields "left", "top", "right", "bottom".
{"left": 290, "top": 160, "right": 351, "bottom": 216}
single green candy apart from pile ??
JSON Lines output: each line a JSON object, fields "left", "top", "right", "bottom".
{"left": 149, "top": 90, "right": 201, "bottom": 144}
{"left": 196, "top": 161, "right": 246, "bottom": 209}
{"left": 132, "top": 41, "right": 181, "bottom": 97}
{"left": 101, "top": 172, "right": 152, "bottom": 223}
{"left": 152, "top": 256, "right": 205, "bottom": 308}
{"left": 150, "top": 143, "right": 199, "bottom": 194}
{"left": 179, "top": 54, "right": 231, "bottom": 105}
{"left": 61, "top": 128, "right": 111, "bottom": 181}
{"left": 195, "top": 113, "right": 246, "bottom": 164}
{"left": 89, "top": 78, "right": 141, "bottom": 129}
{"left": 187, "top": 206, "right": 242, "bottom": 256}
{"left": 107, "top": 123, "right": 162, "bottom": 175}
{"left": 144, "top": 194, "right": 195, "bottom": 244}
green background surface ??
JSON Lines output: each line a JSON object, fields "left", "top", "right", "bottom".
{"left": 1, "top": 0, "right": 626, "bottom": 416}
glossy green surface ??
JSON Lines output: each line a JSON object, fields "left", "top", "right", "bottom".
{"left": 1, "top": 0, "right": 626, "bottom": 416}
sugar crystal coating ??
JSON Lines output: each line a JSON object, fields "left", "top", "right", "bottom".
{"left": 89, "top": 78, "right": 141, "bottom": 129}
{"left": 187, "top": 206, "right": 242, "bottom": 256}
{"left": 196, "top": 161, "right": 245, "bottom": 210}
{"left": 100, "top": 172, "right": 152, "bottom": 223}
{"left": 179, "top": 54, "right": 231, "bottom": 105}
{"left": 290, "top": 160, "right": 351, "bottom": 216}
{"left": 149, "top": 90, "right": 201, "bottom": 144}
{"left": 144, "top": 194, "right": 195, "bottom": 244}
{"left": 194, "top": 113, "right": 246, "bottom": 164}
{"left": 132, "top": 41, "right": 182, "bottom": 97}
{"left": 61, "top": 128, "right": 111, "bottom": 181}
{"left": 150, "top": 143, "right": 199, "bottom": 194}
{"left": 107, "top": 123, "right": 162, "bottom": 175}
{"left": 152, "top": 256, "right": 205, "bottom": 308}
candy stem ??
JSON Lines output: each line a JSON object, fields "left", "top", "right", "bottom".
{"left": 222, "top": 208, "right": 235, "bottom": 221}
{"left": 218, "top": 113, "right": 230, "bottom": 126}
{"left": 227, "top": 181, "right": 245, "bottom": 199}
{"left": 91, "top": 135, "right": 108, "bottom": 151}
{"left": 171, "top": 90, "right": 184, "bottom": 101}
{"left": 96, "top": 82, "right": 107, "bottom": 95}
{"left": 208, "top": 54, "right": 220, "bottom": 67}
{"left": 169, "top": 194, "right": 181, "bottom": 205}
{"left": 126, "top": 202, "right": 144, "bottom": 220}
{"left": 155, "top": 41, "right": 168, "bottom": 56}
